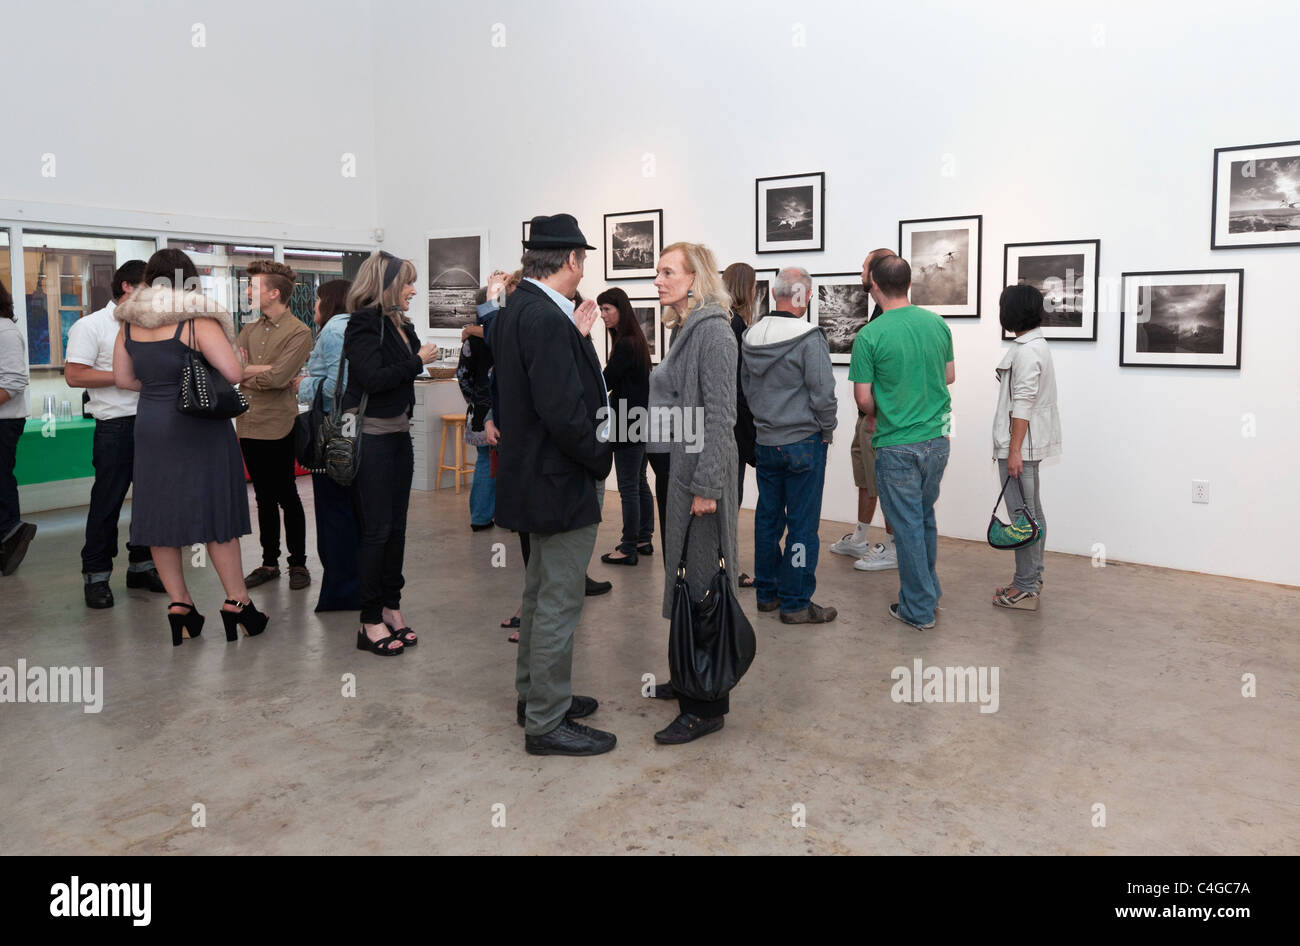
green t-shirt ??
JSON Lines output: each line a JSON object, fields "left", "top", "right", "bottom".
{"left": 847, "top": 305, "right": 953, "bottom": 448}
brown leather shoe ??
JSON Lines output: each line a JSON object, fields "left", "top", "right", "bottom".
{"left": 780, "top": 602, "right": 838, "bottom": 624}
{"left": 288, "top": 566, "right": 311, "bottom": 589}
{"left": 243, "top": 565, "right": 280, "bottom": 588}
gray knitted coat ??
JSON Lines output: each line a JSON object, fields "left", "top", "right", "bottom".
{"left": 648, "top": 302, "right": 739, "bottom": 619}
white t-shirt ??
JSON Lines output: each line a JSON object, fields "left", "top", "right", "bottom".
{"left": 64, "top": 301, "right": 139, "bottom": 421}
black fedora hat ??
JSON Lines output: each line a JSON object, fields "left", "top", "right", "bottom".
{"left": 523, "top": 214, "right": 596, "bottom": 251}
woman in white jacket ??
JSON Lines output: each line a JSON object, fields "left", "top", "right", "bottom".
{"left": 991, "top": 284, "right": 1061, "bottom": 610}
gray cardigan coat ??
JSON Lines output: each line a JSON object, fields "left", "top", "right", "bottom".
{"left": 648, "top": 302, "right": 739, "bottom": 619}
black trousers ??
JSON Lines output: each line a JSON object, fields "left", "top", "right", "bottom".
{"left": 0, "top": 418, "right": 22, "bottom": 539}
{"left": 613, "top": 444, "right": 653, "bottom": 552}
{"left": 240, "top": 433, "right": 307, "bottom": 569}
{"left": 646, "top": 451, "right": 670, "bottom": 564}
{"left": 81, "top": 416, "right": 152, "bottom": 575}
{"left": 352, "top": 432, "right": 413, "bottom": 625}
{"left": 311, "top": 471, "right": 360, "bottom": 612}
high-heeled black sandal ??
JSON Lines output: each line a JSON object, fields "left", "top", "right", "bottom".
{"left": 220, "top": 598, "right": 268, "bottom": 641}
{"left": 168, "top": 602, "right": 204, "bottom": 647}
{"left": 357, "top": 627, "right": 404, "bottom": 656}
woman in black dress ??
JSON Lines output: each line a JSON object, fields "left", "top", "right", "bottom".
{"left": 112, "top": 248, "right": 272, "bottom": 646}
{"left": 595, "top": 287, "right": 653, "bottom": 565}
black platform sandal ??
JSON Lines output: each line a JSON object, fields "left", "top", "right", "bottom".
{"left": 357, "top": 627, "right": 404, "bottom": 656}
{"left": 220, "top": 598, "right": 268, "bottom": 641}
{"left": 167, "top": 602, "right": 204, "bottom": 647}
{"left": 384, "top": 621, "right": 417, "bottom": 647}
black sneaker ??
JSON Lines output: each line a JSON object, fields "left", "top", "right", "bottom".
{"left": 0, "top": 522, "right": 37, "bottom": 577}
{"left": 654, "top": 712, "right": 725, "bottom": 745}
{"left": 125, "top": 568, "right": 166, "bottom": 593}
{"left": 585, "top": 575, "right": 612, "bottom": 596}
{"left": 517, "top": 694, "right": 597, "bottom": 727}
{"left": 524, "top": 719, "right": 617, "bottom": 756}
{"left": 84, "top": 580, "right": 114, "bottom": 609}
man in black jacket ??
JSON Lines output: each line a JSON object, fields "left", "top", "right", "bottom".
{"left": 495, "top": 214, "right": 616, "bottom": 756}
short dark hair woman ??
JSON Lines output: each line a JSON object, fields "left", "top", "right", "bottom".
{"left": 342, "top": 251, "right": 441, "bottom": 655}
{"left": 991, "top": 284, "right": 1061, "bottom": 611}
{"left": 596, "top": 287, "right": 654, "bottom": 565}
{"left": 0, "top": 277, "right": 37, "bottom": 576}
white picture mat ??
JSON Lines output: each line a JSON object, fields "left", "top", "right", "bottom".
{"left": 425, "top": 227, "right": 490, "bottom": 339}
{"left": 604, "top": 211, "right": 660, "bottom": 280}
{"left": 1213, "top": 142, "right": 1300, "bottom": 248}
{"left": 1121, "top": 271, "right": 1241, "bottom": 367}
{"left": 1004, "top": 240, "right": 1098, "bottom": 340}
{"left": 757, "top": 175, "right": 823, "bottom": 252}
{"left": 900, "top": 217, "right": 980, "bottom": 317}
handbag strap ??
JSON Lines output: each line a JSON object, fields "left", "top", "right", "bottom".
{"left": 334, "top": 314, "right": 383, "bottom": 419}
{"left": 675, "top": 513, "right": 728, "bottom": 578}
{"left": 991, "top": 475, "right": 1028, "bottom": 519}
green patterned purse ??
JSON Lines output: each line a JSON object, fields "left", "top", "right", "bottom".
{"left": 987, "top": 475, "right": 1041, "bottom": 550}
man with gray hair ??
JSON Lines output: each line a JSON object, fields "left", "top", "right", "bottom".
{"left": 740, "top": 266, "right": 838, "bottom": 624}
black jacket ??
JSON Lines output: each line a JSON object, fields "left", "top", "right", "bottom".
{"left": 341, "top": 307, "right": 424, "bottom": 418}
{"left": 494, "top": 280, "right": 613, "bottom": 533}
{"left": 602, "top": 334, "right": 650, "bottom": 448}
{"left": 731, "top": 309, "right": 757, "bottom": 467}
{"left": 458, "top": 334, "right": 493, "bottom": 430}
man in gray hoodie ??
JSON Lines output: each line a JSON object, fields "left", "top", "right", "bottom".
{"left": 740, "top": 266, "right": 838, "bottom": 624}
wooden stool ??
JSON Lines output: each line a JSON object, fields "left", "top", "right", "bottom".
{"left": 437, "top": 414, "right": 474, "bottom": 492}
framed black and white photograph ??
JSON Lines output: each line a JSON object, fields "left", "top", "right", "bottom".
{"left": 521, "top": 220, "right": 531, "bottom": 245}
{"left": 810, "top": 272, "right": 872, "bottom": 364}
{"left": 753, "top": 267, "right": 778, "bottom": 320}
{"left": 899, "top": 215, "right": 982, "bottom": 318}
{"left": 1003, "top": 239, "right": 1100, "bottom": 341}
{"left": 427, "top": 230, "right": 489, "bottom": 334}
{"left": 1120, "top": 270, "right": 1243, "bottom": 368}
{"left": 630, "top": 297, "right": 662, "bottom": 365}
{"left": 756, "top": 172, "right": 825, "bottom": 254}
{"left": 604, "top": 209, "right": 662, "bottom": 280}
{"left": 1211, "top": 140, "right": 1300, "bottom": 249}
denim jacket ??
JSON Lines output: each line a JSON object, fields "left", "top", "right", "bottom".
{"left": 298, "top": 314, "right": 350, "bottom": 412}
{"left": 992, "top": 328, "right": 1061, "bottom": 460}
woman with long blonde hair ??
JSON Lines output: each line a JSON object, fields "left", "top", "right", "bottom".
{"left": 645, "top": 242, "right": 741, "bottom": 745}
{"left": 342, "top": 251, "right": 441, "bottom": 656}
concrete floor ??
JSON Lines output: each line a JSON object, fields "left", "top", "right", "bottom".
{"left": 1, "top": 479, "right": 1297, "bottom": 855}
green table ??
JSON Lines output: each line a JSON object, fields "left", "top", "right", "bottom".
{"left": 15, "top": 416, "right": 96, "bottom": 485}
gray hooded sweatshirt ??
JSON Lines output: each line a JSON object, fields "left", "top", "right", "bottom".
{"left": 740, "top": 312, "right": 837, "bottom": 446}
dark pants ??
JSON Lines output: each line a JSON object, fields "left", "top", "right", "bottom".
{"left": 647, "top": 451, "right": 670, "bottom": 564}
{"left": 0, "top": 419, "right": 22, "bottom": 539}
{"left": 240, "top": 433, "right": 307, "bottom": 569}
{"left": 352, "top": 431, "right": 413, "bottom": 625}
{"left": 613, "top": 444, "right": 653, "bottom": 552}
{"left": 754, "top": 434, "right": 828, "bottom": 613}
{"left": 81, "top": 416, "right": 152, "bottom": 576}
{"left": 311, "top": 471, "right": 360, "bottom": 612}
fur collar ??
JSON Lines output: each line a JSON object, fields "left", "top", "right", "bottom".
{"left": 114, "top": 286, "right": 236, "bottom": 342}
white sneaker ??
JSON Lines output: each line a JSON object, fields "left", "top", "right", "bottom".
{"left": 831, "top": 532, "right": 871, "bottom": 558}
{"left": 853, "top": 543, "right": 898, "bottom": 571}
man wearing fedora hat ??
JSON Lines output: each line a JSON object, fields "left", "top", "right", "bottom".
{"left": 495, "top": 214, "right": 617, "bottom": 756}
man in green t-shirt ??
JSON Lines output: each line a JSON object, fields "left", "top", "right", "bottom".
{"left": 847, "top": 254, "right": 955, "bottom": 630}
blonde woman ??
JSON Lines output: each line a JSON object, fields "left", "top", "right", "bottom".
{"left": 647, "top": 242, "right": 740, "bottom": 745}
{"left": 342, "top": 251, "right": 441, "bottom": 656}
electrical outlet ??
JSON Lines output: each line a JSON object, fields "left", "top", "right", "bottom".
{"left": 1192, "top": 480, "right": 1210, "bottom": 504}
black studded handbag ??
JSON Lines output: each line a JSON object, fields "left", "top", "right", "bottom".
{"left": 176, "top": 319, "right": 249, "bottom": 419}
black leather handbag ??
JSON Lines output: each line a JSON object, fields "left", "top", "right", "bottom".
{"left": 177, "top": 319, "right": 249, "bottom": 419}
{"left": 667, "top": 516, "right": 757, "bottom": 703}
{"left": 293, "top": 380, "right": 327, "bottom": 472}
{"left": 320, "top": 319, "right": 379, "bottom": 486}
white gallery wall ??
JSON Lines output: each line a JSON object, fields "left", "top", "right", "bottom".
{"left": 371, "top": 0, "right": 1300, "bottom": 587}
{"left": 0, "top": 0, "right": 379, "bottom": 240}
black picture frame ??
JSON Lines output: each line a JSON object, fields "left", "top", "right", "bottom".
{"left": 1211, "top": 140, "right": 1300, "bottom": 249}
{"left": 1001, "top": 239, "right": 1100, "bottom": 341}
{"left": 603, "top": 209, "right": 663, "bottom": 281}
{"left": 521, "top": 220, "right": 530, "bottom": 245}
{"left": 899, "top": 214, "right": 982, "bottom": 318}
{"left": 719, "top": 266, "right": 779, "bottom": 320}
{"left": 756, "top": 172, "right": 825, "bottom": 254}
{"left": 1119, "top": 269, "right": 1243, "bottom": 369}
{"left": 809, "top": 272, "right": 872, "bottom": 364}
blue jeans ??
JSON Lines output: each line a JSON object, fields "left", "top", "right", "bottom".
{"left": 469, "top": 444, "right": 495, "bottom": 526}
{"left": 874, "top": 437, "right": 950, "bottom": 626}
{"left": 754, "top": 434, "right": 827, "bottom": 613}
{"left": 613, "top": 444, "right": 653, "bottom": 552}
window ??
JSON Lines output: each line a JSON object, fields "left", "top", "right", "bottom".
{"left": 284, "top": 247, "right": 370, "bottom": 332}
{"left": 166, "top": 241, "right": 273, "bottom": 335}
{"left": 21, "top": 231, "right": 156, "bottom": 368}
